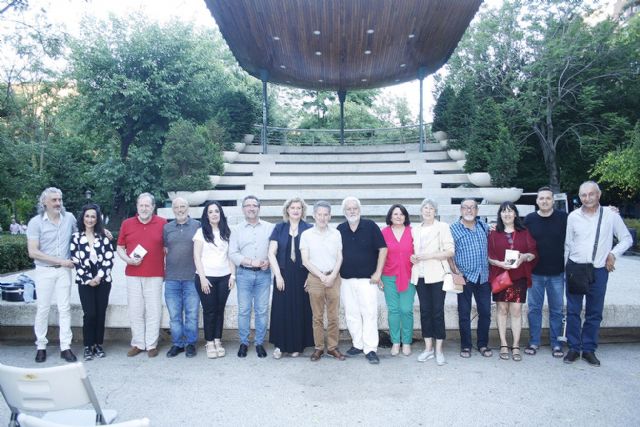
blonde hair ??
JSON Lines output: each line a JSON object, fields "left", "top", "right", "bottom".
{"left": 282, "top": 197, "right": 308, "bottom": 221}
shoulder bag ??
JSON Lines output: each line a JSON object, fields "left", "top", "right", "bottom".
{"left": 565, "top": 207, "right": 603, "bottom": 295}
{"left": 490, "top": 231, "right": 514, "bottom": 294}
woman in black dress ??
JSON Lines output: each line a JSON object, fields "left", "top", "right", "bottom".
{"left": 268, "top": 197, "right": 314, "bottom": 358}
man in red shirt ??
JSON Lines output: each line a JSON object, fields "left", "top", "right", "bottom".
{"left": 117, "top": 193, "right": 167, "bottom": 358}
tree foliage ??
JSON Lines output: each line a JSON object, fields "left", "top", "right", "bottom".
{"left": 437, "top": 0, "right": 640, "bottom": 193}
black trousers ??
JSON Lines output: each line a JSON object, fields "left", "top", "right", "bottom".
{"left": 195, "top": 275, "right": 231, "bottom": 341}
{"left": 415, "top": 279, "right": 446, "bottom": 340}
{"left": 78, "top": 282, "right": 111, "bottom": 347}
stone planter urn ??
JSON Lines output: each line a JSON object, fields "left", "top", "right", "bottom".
{"left": 456, "top": 160, "right": 466, "bottom": 169}
{"left": 167, "top": 190, "right": 209, "bottom": 207}
{"left": 447, "top": 149, "right": 466, "bottom": 161}
{"left": 222, "top": 151, "right": 239, "bottom": 163}
{"left": 433, "top": 131, "right": 448, "bottom": 142}
{"left": 440, "top": 139, "right": 449, "bottom": 149}
{"left": 243, "top": 134, "right": 255, "bottom": 144}
{"left": 480, "top": 187, "right": 523, "bottom": 204}
{"left": 467, "top": 172, "right": 492, "bottom": 187}
{"left": 233, "top": 142, "right": 246, "bottom": 152}
{"left": 209, "top": 175, "right": 221, "bottom": 188}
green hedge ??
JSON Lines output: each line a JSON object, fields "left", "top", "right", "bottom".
{"left": 0, "top": 234, "right": 32, "bottom": 274}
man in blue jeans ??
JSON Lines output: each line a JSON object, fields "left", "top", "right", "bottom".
{"left": 163, "top": 197, "right": 201, "bottom": 358}
{"left": 524, "top": 187, "right": 567, "bottom": 358}
{"left": 564, "top": 181, "right": 632, "bottom": 367}
{"left": 229, "top": 196, "right": 274, "bottom": 358}
{"left": 450, "top": 199, "right": 492, "bottom": 359}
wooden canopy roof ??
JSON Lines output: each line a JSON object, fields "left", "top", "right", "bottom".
{"left": 205, "top": 0, "right": 483, "bottom": 91}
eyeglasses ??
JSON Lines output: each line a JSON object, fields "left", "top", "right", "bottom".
{"left": 243, "top": 204, "right": 259, "bottom": 208}
{"left": 461, "top": 205, "right": 477, "bottom": 211}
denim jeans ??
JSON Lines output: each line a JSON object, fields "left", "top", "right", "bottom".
{"left": 457, "top": 280, "right": 491, "bottom": 350}
{"left": 566, "top": 267, "right": 608, "bottom": 353}
{"left": 527, "top": 273, "right": 564, "bottom": 349}
{"left": 164, "top": 280, "right": 200, "bottom": 347}
{"left": 382, "top": 275, "right": 416, "bottom": 345}
{"left": 236, "top": 268, "right": 271, "bottom": 345}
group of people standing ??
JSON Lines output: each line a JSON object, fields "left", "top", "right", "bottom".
{"left": 26, "top": 180, "right": 631, "bottom": 367}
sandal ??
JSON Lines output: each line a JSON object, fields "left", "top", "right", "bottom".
{"left": 524, "top": 345, "right": 538, "bottom": 356}
{"left": 459, "top": 348, "right": 472, "bottom": 358}
{"left": 479, "top": 347, "right": 493, "bottom": 357}
{"left": 552, "top": 347, "right": 564, "bottom": 358}
{"left": 499, "top": 346, "right": 510, "bottom": 360}
{"left": 511, "top": 346, "right": 522, "bottom": 362}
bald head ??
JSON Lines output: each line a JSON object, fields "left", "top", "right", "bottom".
{"left": 171, "top": 197, "right": 189, "bottom": 224}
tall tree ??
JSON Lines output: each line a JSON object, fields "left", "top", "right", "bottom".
{"left": 67, "top": 15, "right": 240, "bottom": 219}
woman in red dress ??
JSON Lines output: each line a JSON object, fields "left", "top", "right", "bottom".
{"left": 488, "top": 202, "right": 537, "bottom": 361}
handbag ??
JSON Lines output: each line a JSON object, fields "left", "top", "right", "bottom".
{"left": 441, "top": 259, "right": 463, "bottom": 294}
{"left": 566, "top": 207, "right": 603, "bottom": 295}
{"left": 491, "top": 270, "right": 513, "bottom": 294}
{"left": 489, "top": 230, "right": 516, "bottom": 294}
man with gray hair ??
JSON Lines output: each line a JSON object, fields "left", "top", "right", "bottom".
{"left": 27, "top": 187, "right": 78, "bottom": 363}
{"left": 564, "top": 181, "right": 632, "bottom": 366}
{"left": 117, "top": 192, "right": 167, "bottom": 358}
{"left": 229, "top": 195, "right": 273, "bottom": 358}
{"left": 300, "top": 200, "right": 345, "bottom": 362}
{"left": 163, "top": 197, "right": 200, "bottom": 358}
{"left": 337, "top": 197, "right": 387, "bottom": 364}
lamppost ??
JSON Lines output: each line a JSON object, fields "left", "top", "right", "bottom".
{"left": 84, "top": 189, "right": 93, "bottom": 200}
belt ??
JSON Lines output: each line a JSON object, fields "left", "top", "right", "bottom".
{"left": 43, "top": 265, "right": 62, "bottom": 268}
{"left": 240, "top": 265, "right": 261, "bottom": 272}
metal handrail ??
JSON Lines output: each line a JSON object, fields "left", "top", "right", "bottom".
{"left": 253, "top": 123, "right": 432, "bottom": 146}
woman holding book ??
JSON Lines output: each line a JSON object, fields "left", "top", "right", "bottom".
{"left": 488, "top": 201, "right": 537, "bottom": 361}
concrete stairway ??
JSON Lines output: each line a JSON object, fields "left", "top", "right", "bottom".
{"left": 158, "top": 142, "right": 534, "bottom": 223}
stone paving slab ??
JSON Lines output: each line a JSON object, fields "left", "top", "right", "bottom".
{"left": 0, "top": 340, "right": 639, "bottom": 426}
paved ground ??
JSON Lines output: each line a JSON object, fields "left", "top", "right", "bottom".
{"left": 1, "top": 339, "right": 639, "bottom": 426}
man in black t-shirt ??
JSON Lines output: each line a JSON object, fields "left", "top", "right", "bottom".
{"left": 524, "top": 187, "right": 567, "bottom": 358}
{"left": 337, "top": 197, "right": 387, "bottom": 364}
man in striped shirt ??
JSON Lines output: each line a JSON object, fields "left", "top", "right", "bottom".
{"left": 449, "top": 198, "right": 492, "bottom": 359}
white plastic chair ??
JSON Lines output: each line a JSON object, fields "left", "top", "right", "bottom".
{"left": 0, "top": 362, "right": 117, "bottom": 426}
{"left": 16, "top": 414, "right": 150, "bottom": 427}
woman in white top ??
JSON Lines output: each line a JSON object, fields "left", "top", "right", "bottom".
{"left": 193, "top": 201, "right": 236, "bottom": 359}
{"left": 410, "top": 198, "right": 454, "bottom": 366}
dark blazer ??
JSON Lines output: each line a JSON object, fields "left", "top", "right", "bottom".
{"left": 70, "top": 232, "right": 115, "bottom": 286}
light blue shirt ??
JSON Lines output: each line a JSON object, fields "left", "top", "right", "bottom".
{"left": 27, "top": 211, "right": 77, "bottom": 266}
{"left": 450, "top": 218, "right": 489, "bottom": 284}
{"left": 229, "top": 219, "right": 274, "bottom": 266}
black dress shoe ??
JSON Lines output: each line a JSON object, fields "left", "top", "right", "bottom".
{"left": 563, "top": 349, "right": 580, "bottom": 364}
{"left": 238, "top": 343, "right": 248, "bottom": 358}
{"left": 60, "top": 349, "right": 77, "bottom": 363}
{"left": 185, "top": 344, "right": 197, "bottom": 358}
{"left": 166, "top": 346, "right": 185, "bottom": 358}
{"left": 365, "top": 351, "right": 380, "bottom": 364}
{"left": 582, "top": 352, "right": 601, "bottom": 367}
{"left": 346, "top": 346, "right": 364, "bottom": 357}
{"left": 35, "top": 349, "right": 46, "bottom": 363}
{"left": 256, "top": 344, "right": 267, "bottom": 358}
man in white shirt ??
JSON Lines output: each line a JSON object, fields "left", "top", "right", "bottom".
{"left": 300, "top": 200, "right": 345, "bottom": 362}
{"left": 564, "top": 181, "right": 632, "bottom": 367}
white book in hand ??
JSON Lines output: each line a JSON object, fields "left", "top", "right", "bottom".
{"left": 504, "top": 249, "right": 520, "bottom": 266}
{"left": 129, "top": 244, "right": 148, "bottom": 261}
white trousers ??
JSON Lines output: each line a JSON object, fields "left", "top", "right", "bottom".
{"left": 126, "top": 276, "right": 163, "bottom": 350}
{"left": 340, "top": 277, "right": 379, "bottom": 353}
{"left": 34, "top": 266, "right": 73, "bottom": 351}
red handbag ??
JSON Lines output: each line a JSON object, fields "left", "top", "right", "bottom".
{"left": 491, "top": 270, "right": 513, "bottom": 294}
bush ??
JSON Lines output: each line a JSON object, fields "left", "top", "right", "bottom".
{"left": 0, "top": 235, "right": 32, "bottom": 274}
{"left": 161, "top": 119, "right": 222, "bottom": 192}
{"left": 214, "top": 89, "right": 260, "bottom": 143}
{"left": 432, "top": 85, "right": 455, "bottom": 133}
